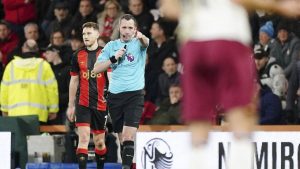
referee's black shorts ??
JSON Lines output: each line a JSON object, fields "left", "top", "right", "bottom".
{"left": 107, "top": 90, "right": 144, "bottom": 133}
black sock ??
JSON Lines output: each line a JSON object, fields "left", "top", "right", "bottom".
{"left": 77, "top": 153, "right": 88, "bottom": 169}
{"left": 122, "top": 141, "right": 134, "bottom": 168}
{"left": 120, "top": 144, "right": 124, "bottom": 158}
{"left": 95, "top": 148, "right": 107, "bottom": 169}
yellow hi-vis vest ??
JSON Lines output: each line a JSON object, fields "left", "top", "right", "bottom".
{"left": 0, "top": 57, "right": 59, "bottom": 122}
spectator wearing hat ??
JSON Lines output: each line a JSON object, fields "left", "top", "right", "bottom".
{"left": 254, "top": 44, "right": 287, "bottom": 97}
{"left": 258, "top": 21, "right": 275, "bottom": 48}
{"left": 44, "top": 45, "right": 70, "bottom": 124}
{"left": 270, "top": 20, "right": 300, "bottom": 78}
{"left": 45, "top": 1, "right": 73, "bottom": 39}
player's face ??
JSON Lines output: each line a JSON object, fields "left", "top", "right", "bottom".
{"left": 82, "top": 27, "right": 99, "bottom": 47}
{"left": 119, "top": 19, "right": 137, "bottom": 42}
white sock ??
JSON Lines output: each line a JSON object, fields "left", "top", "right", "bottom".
{"left": 190, "top": 144, "right": 211, "bottom": 169}
{"left": 227, "top": 138, "right": 254, "bottom": 169}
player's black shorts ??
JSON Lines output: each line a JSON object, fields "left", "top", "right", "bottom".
{"left": 75, "top": 104, "right": 108, "bottom": 134}
{"left": 107, "top": 90, "right": 144, "bottom": 133}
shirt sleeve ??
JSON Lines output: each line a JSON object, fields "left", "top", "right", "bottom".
{"left": 70, "top": 52, "right": 79, "bottom": 76}
{"left": 97, "top": 42, "right": 112, "bottom": 63}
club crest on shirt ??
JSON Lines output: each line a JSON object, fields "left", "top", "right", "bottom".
{"left": 126, "top": 53, "right": 134, "bottom": 62}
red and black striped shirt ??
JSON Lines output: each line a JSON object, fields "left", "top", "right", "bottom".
{"left": 70, "top": 46, "right": 107, "bottom": 111}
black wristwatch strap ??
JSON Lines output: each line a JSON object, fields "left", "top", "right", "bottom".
{"left": 109, "top": 55, "right": 117, "bottom": 63}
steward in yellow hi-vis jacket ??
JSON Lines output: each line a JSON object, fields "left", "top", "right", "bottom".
{"left": 0, "top": 40, "right": 59, "bottom": 122}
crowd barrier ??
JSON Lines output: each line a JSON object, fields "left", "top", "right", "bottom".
{"left": 40, "top": 124, "right": 300, "bottom": 133}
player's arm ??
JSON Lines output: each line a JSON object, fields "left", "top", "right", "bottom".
{"left": 233, "top": 0, "right": 300, "bottom": 17}
{"left": 136, "top": 31, "right": 149, "bottom": 48}
{"left": 159, "top": 0, "right": 181, "bottom": 20}
{"left": 68, "top": 76, "right": 79, "bottom": 107}
{"left": 67, "top": 75, "right": 79, "bottom": 122}
{"left": 93, "top": 60, "right": 113, "bottom": 74}
{"left": 93, "top": 44, "right": 126, "bottom": 73}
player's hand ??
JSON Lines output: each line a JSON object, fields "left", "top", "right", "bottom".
{"left": 115, "top": 47, "right": 126, "bottom": 60}
{"left": 48, "top": 113, "right": 57, "bottom": 120}
{"left": 135, "top": 31, "right": 144, "bottom": 39}
{"left": 66, "top": 106, "right": 75, "bottom": 122}
{"left": 277, "top": 0, "right": 300, "bottom": 18}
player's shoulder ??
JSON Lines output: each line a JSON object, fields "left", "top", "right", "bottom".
{"left": 73, "top": 47, "right": 86, "bottom": 56}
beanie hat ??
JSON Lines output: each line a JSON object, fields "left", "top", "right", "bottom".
{"left": 259, "top": 21, "right": 274, "bottom": 38}
{"left": 276, "top": 20, "right": 291, "bottom": 32}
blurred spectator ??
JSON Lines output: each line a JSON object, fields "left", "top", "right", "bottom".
{"left": 41, "top": 0, "right": 79, "bottom": 33}
{"left": 6, "top": 22, "right": 48, "bottom": 64}
{"left": 158, "top": 56, "right": 181, "bottom": 102}
{"left": 0, "top": 1, "right": 4, "bottom": 20}
{"left": 45, "top": 1, "right": 73, "bottom": 39}
{"left": 145, "top": 20, "right": 178, "bottom": 103}
{"left": 258, "top": 82, "right": 283, "bottom": 125}
{"left": 49, "top": 30, "right": 73, "bottom": 63}
{"left": 70, "top": 0, "right": 97, "bottom": 36}
{"left": 98, "top": 36, "right": 110, "bottom": 47}
{"left": 0, "top": 21, "right": 20, "bottom": 67}
{"left": 271, "top": 20, "right": 300, "bottom": 78}
{"left": 148, "top": 84, "right": 183, "bottom": 125}
{"left": 44, "top": 45, "right": 70, "bottom": 124}
{"left": 257, "top": 21, "right": 275, "bottom": 48}
{"left": 2, "top": 0, "right": 37, "bottom": 37}
{"left": 24, "top": 22, "right": 48, "bottom": 48}
{"left": 35, "top": 0, "right": 51, "bottom": 25}
{"left": 97, "top": 0, "right": 124, "bottom": 40}
{"left": 0, "top": 39, "right": 59, "bottom": 123}
{"left": 70, "top": 34, "right": 84, "bottom": 52}
{"left": 49, "top": 30, "right": 65, "bottom": 46}
{"left": 254, "top": 44, "right": 287, "bottom": 97}
{"left": 128, "top": 0, "right": 154, "bottom": 38}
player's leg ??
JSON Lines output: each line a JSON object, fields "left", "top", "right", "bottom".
{"left": 92, "top": 110, "right": 108, "bottom": 169}
{"left": 107, "top": 92, "right": 126, "bottom": 162}
{"left": 188, "top": 121, "right": 212, "bottom": 169}
{"left": 226, "top": 106, "right": 257, "bottom": 169}
{"left": 181, "top": 41, "right": 216, "bottom": 169}
{"left": 121, "top": 126, "right": 138, "bottom": 169}
{"left": 75, "top": 105, "right": 92, "bottom": 169}
{"left": 122, "top": 90, "right": 144, "bottom": 169}
{"left": 217, "top": 41, "right": 257, "bottom": 169}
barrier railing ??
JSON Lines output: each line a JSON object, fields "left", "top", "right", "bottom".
{"left": 40, "top": 125, "right": 300, "bottom": 133}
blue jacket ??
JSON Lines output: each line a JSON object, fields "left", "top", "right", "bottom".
{"left": 259, "top": 85, "right": 282, "bottom": 124}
